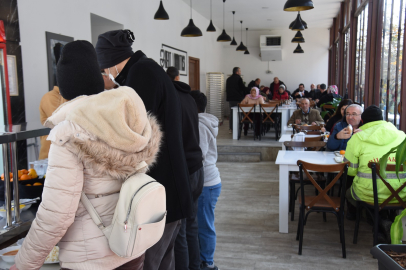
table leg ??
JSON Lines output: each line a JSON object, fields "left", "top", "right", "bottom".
{"left": 233, "top": 107, "right": 238, "bottom": 140}
{"left": 281, "top": 111, "right": 288, "bottom": 135}
{"left": 2, "top": 143, "right": 13, "bottom": 229}
{"left": 279, "top": 164, "right": 289, "bottom": 233}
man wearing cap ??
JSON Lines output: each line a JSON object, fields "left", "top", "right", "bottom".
{"left": 345, "top": 105, "right": 406, "bottom": 213}
{"left": 95, "top": 30, "right": 193, "bottom": 269}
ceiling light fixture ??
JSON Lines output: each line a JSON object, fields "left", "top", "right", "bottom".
{"left": 217, "top": 0, "right": 232, "bottom": 42}
{"left": 291, "top": 31, "right": 305, "bottom": 43}
{"left": 230, "top": 11, "right": 237, "bottom": 45}
{"left": 207, "top": 0, "right": 216, "bottom": 32}
{"left": 244, "top": 28, "right": 250, "bottom": 55}
{"left": 154, "top": 0, "right": 169, "bottom": 20}
{"left": 181, "top": 0, "right": 202, "bottom": 37}
{"left": 236, "top": 21, "right": 247, "bottom": 51}
{"left": 291, "top": 13, "right": 305, "bottom": 31}
{"left": 289, "top": 12, "right": 308, "bottom": 29}
{"left": 284, "top": 0, "right": 314, "bottom": 12}
{"left": 294, "top": 44, "right": 304, "bottom": 53}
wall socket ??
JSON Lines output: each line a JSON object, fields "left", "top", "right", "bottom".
{"left": 266, "top": 70, "right": 272, "bottom": 74}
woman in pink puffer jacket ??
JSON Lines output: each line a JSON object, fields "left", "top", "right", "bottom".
{"left": 12, "top": 41, "right": 162, "bottom": 270}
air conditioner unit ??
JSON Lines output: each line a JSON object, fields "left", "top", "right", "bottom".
{"left": 260, "top": 35, "right": 282, "bottom": 61}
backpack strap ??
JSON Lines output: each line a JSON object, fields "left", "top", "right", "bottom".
{"left": 81, "top": 192, "right": 105, "bottom": 229}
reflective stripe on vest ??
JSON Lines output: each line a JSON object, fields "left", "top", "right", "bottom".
{"left": 344, "top": 157, "right": 359, "bottom": 168}
{"left": 356, "top": 172, "right": 406, "bottom": 179}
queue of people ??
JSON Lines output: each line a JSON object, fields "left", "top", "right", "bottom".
{"left": 14, "top": 30, "right": 223, "bottom": 270}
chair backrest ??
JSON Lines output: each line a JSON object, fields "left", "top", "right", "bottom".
{"left": 290, "top": 135, "right": 324, "bottom": 142}
{"left": 284, "top": 141, "right": 326, "bottom": 151}
{"left": 238, "top": 104, "right": 256, "bottom": 123}
{"left": 310, "top": 100, "right": 316, "bottom": 108}
{"left": 368, "top": 162, "right": 406, "bottom": 210}
{"left": 297, "top": 160, "right": 350, "bottom": 212}
{"left": 293, "top": 124, "right": 322, "bottom": 135}
{"left": 322, "top": 104, "right": 335, "bottom": 111}
{"left": 260, "top": 104, "right": 278, "bottom": 123}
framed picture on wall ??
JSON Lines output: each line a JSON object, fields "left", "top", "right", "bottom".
{"left": 6, "top": 55, "right": 18, "bottom": 96}
{"left": 160, "top": 44, "right": 187, "bottom": 76}
{"left": 45, "top": 32, "right": 74, "bottom": 91}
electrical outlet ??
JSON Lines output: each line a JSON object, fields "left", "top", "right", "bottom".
{"left": 266, "top": 70, "right": 272, "bottom": 74}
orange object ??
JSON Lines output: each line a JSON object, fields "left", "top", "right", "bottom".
{"left": 21, "top": 169, "right": 28, "bottom": 175}
{"left": 18, "top": 170, "right": 23, "bottom": 179}
{"left": 33, "top": 182, "right": 42, "bottom": 186}
{"left": 1, "top": 173, "right": 13, "bottom": 180}
{"left": 25, "top": 184, "right": 32, "bottom": 186}
{"left": 340, "top": 150, "right": 346, "bottom": 155}
{"left": 28, "top": 168, "right": 38, "bottom": 179}
{"left": 20, "top": 174, "right": 32, "bottom": 181}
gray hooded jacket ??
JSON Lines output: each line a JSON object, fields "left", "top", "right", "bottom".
{"left": 198, "top": 113, "right": 221, "bottom": 187}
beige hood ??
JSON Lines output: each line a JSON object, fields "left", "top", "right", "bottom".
{"left": 45, "top": 87, "right": 162, "bottom": 181}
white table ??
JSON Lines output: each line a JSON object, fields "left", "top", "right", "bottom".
{"left": 275, "top": 150, "right": 337, "bottom": 233}
{"left": 231, "top": 104, "right": 297, "bottom": 140}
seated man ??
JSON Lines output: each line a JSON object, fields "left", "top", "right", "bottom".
{"left": 308, "top": 83, "right": 321, "bottom": 101}
{"left": 345, "top": 105, "right": 406, "bottom": 206}
{"left": 291, "top": 83, "right": 309, "bottom": 99}
{"left": 248, "top": 78, "right": 261, "bottom": 91}
{"left": 327, "top": 104, "right": 363, "bottom": 151}
{"left": 287, "top": 98, "right": 324, "bottom": 126}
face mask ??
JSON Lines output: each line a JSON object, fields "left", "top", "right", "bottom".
{"left": 108, "top": 66, "right": 121, "bottom": 87}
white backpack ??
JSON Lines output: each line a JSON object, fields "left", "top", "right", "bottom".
{"left": 80, "top": 171, "right": 166, "bottom": 258}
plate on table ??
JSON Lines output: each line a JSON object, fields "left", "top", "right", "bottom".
{"left": 44, "top": 246, "right": 59, "bottom": 264}
{"left": 0, "top": 246, "right": 19, "bottom": 263}
{"left": 334, "top": 156, "right": 343, "bottom": 163}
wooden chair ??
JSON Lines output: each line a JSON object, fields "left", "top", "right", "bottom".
{"left": 260, "top": 104, "right": 279, "bottom": 141}
{"left": 284, "top": 141, "right": 327, "bottom": 221}
{"left": 296, "top": 160, "right": 350, "bottom": 258}
{"left": 353, "top": 162, "right": 406, "bottom": 246}
{"left": 290, "top": 135, "right": 324, "bottom": 142}
{"left": 238, "top": 104, "right": 257, "bottom": 140}
{"left": 293, "top": 124, "right": 323, "bottom": 135}
{"left": 322, "top": 104, "right": 335, "bottom": 120}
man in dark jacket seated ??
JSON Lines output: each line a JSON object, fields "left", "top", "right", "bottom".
{"left": 316, "top": 83, "right": 332, "bottom": 107}
{"left": 291, "top": 83, "right": 309, "bottom": 99}
{"left": 308, "top": 83, "right": 321, "bottom": 101}
{"left": 248, "top": 78, "right": 261, "bottom": 94}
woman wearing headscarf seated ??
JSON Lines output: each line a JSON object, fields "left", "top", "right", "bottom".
{"left": 273, "top": 85, "right": 289, "bottom": 100}
{"left": 240, "top": 87, "right": 264, "bottom": 137}
{"left": 324, "top": 99, "right": 353, "bottom": 133}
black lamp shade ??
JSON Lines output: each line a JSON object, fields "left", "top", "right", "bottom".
{"left": 284, "top": 0, "right": 314, "bottom": 12}
{"left": 230, "top": 37, "right": 237, "bottom": 45}
{"left": 289, "top": 14, "right": 308, "bottom": 29}
{"left": 207, "top": 20, "right": 216, "bottom": 32}
{"left": 291, "top": 14, "right": 305, "bottom": 31}
{"left": 292, "top": 31, "right": 305, "bottom": 43}
{"left": 294, "top": 44, "right": 304, "bottom": 53}
{"left": 217, "top": 29, "right": 232, "bottom": 42}
{"left": 244, "top": 49, "right": 250, "bottom": 55}
{"left": 154, "top": 1, "right": 169, "bottom": 20}
{"left": 181, "top": 19, "right": 203, "bottom": 37}
{"left": 236, "top": 42, "right": 247, "bottom": 51}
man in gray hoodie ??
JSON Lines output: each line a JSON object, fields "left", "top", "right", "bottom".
{"left": 190, "top": 91, "right": 222, "bottom": 270}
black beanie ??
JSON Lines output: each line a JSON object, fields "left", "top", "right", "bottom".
{"left": 95, "top": 29, "right": 134, "bottom": 69}
{"left": 361, "top": 105, "right": 383, "bottom": 125}
{"left": 57, "top": 40, "right": 104, "bottom": 100}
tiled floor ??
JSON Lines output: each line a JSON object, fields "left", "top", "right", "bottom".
{"left": 213, "top": 162, "right": 378, "bottom": 270}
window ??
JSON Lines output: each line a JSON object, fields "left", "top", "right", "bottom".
{"left": 335, "top": 40, "right": 340, "bottom": 85}
{"left": 379, "top": 0, "right": 406, "bottom": 127}
{"left": 354, "top": 5, "right": 368, "bottom": 104}
{"left": 343, "top": 29, "right": 351, "bottom": 93}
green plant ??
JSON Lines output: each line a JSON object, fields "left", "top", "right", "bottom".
{"left": 320, "top": 98, "right": 341, "bottom": 119}
{"left": 379, "top": 137, "right": 406, "bottom": 179}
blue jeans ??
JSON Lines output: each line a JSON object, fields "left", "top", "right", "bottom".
{"left": 197, "top": 183, "right": 222, "bottom": 265}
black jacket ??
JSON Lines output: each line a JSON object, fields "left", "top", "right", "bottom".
{"left": 226, "top": 74, "right": 246, "bottom": 102}
{"left": 291, "top": 89, "right": 309, "bottom": 99}
{"left": 325, "top": 114, "right": 343, "bottom": 133}
{"left": 317, "top": 91, "right": 334, "bottom": 107}
{"left": 115, "top": 51, "right": 193, "bottom": 223}
{"left": 247, "top": 80, "right": 260, "bottom": 91}
{"left": 308, "top": 89, "right": 321, "bottom": 100}
{"left": 270, "top": 80, "right": 285, "bottom": 95}
{"left": 172, "top": 81, "right": 203, "bottom": 175}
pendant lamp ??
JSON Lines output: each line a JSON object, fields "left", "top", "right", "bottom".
{"left": 230, "top": 11, "right": 237, "bottom": 45}
{"left": 217, "top": 0, "right": 232, "bottom": 42}
{"left": 181, "top": 0, "right": 202, "bottom": 37}
{"left": 207, "top": 0, "right": 216, "bottom": 32}
{"left": 289, "top": 12, "right": 308, "bottom": 29}
{"left": 236, "top": 21, "right": 247, "bottom": 51}
{"left": 284, "top": 0, "right": 314, "bottom": 12}
{"left": 292, "top": 31, "right": 305, "bottom": 43}
{"left": 244, "top": 28, "right": 250, "bottom": 55}
{"left": 294, "top": 44, "right": 304, "bottom": 53}
{"left": 291, "top": 13, "right": 305, "bottom": 31}
{"left": 154, "top": 0, "right": 169, "bottom": 20}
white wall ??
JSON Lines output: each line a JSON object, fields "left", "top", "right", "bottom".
{"left": 221, "top": 29, "right": 329, "bottom": 92}
{"left": 90, "top": 14, "right": 124, "bottom": 47}
{"left": 17, "top": 0, "right": 224, "bottom": 123}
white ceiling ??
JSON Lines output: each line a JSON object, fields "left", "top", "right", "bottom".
{"left": 181, "top": 0, "right": 342, "bottom": 31}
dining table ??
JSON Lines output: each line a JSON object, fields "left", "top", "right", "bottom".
{"left": 275, "top": 150, "right": 337, "bottom": 233}
{"left": 231, "top": 103, "right": 297, "bottom": 140}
